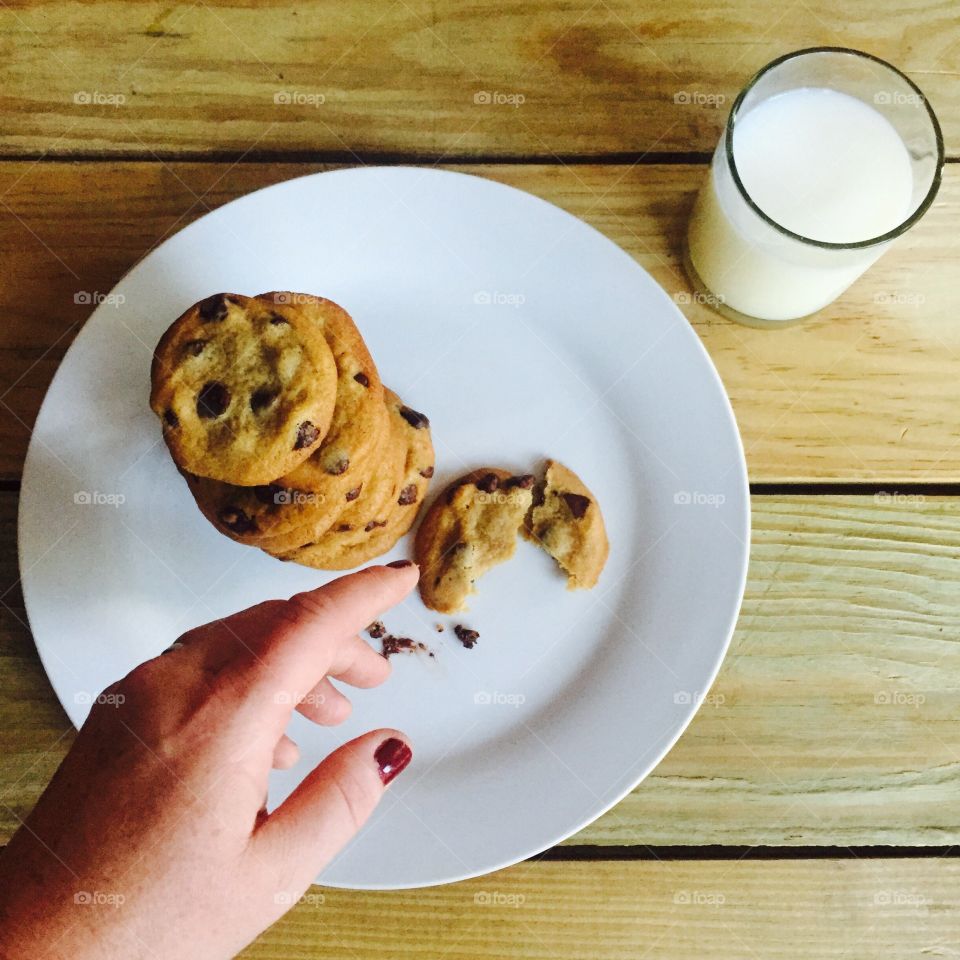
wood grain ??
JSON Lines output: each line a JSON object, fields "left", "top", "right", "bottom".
{"left": 4, "top": 492, "right": 960, "bottom": 847}
{"left": 0, "top": 491, "right": 73, "bottom": 843}
{"left": 236, "top": 859, "right": 960, "bottom": 959}
{"left": 580, "top": 494, "right": 960, "bottom": 846}
{"left": 1, "top": 161, "right": 958, "bottom": 483}
{"left": 0, "top": 1, "right": 957, "bottom": 159}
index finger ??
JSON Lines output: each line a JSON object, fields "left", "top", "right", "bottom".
{"left": 249, "top": 562, "right": 419, "bottom": 702}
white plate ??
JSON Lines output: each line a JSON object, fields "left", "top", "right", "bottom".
{"left": 19, "top": 167, "right": 749, "bottom": 889}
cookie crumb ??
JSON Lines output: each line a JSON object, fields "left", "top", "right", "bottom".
{"left": 454, "top": 625, "right": 480, "bottom": 649}
{"left": 435, "top": 623, "right": 445, "bottom": 633}
{"left": 367, "top": 620, "right": 386, "bottom": 640}
{"left": 381, "top": 634, "right": 430, "bottom": 658}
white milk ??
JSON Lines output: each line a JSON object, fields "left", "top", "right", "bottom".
{"left": 687, "top": 87, "right": 914, "bottom": 322}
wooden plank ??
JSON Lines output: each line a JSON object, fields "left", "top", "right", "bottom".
{"left": 0, "top": 491, "right": 74, "bottom": 842}
{"left": 3, "top": 491, "right": 960, "bottom": 846}
{"left": 0, "top": 1, "right": 957, "bottom": 159}
{"left": 236, "top": 860, "right": 960, "bottom": 959}
{"left": 579, "top": 494, "right": 960, "bottom": 846}
{"left": 1, "top": 161, "right": 958, "bottom": 482}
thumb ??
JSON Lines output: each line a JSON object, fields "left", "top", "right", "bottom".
{"left": 252, "top": 729, "right": 411, "bottom": 889}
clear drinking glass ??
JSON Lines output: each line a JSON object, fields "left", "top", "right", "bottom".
{"left": 684, "top": 47, "right": 944, "bottom": 327}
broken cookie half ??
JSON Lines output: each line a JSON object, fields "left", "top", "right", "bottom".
{"left": 415, "top": 468, "right": 535, "bottom": 613}
{"left": 522, "top": 459, "right": 609, "bottom": 590}
{"left": 414, "top": 460, "right": 608, "bottom": 613}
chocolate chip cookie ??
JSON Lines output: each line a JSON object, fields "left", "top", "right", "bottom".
{"left": 150, "top": 293, "right": 336, "bottom": 485}
{"left": 180, "top": 292, "right": 391, "bottom": 547}
{"left": 258, "top": 292, "right": 385, "bottom": 486}
{"left": 181, "top": 396, "right": 390, "bottom": 550}
{"left": 523, "top": 459, "right": 608, "bottom": 589}
{"left": 270, "top": 390, "right": 434, "bottom": 570}
{"left": 415, "top": 468, "right": 535, "bottom": 613}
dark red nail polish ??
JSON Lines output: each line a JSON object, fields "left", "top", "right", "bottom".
{"left": 375, "top": 737, "right": 412, "bottom": 785}
{"left": 386, "top": 559, "right": 414, "bottom": 569}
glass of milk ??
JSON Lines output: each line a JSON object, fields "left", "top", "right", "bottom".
{"left": 685, "top": 47, "right": 943, "bottom": 326}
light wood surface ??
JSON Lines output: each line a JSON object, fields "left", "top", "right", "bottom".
{"left": 0, "top": 1, "right": 956, "bottom": 159}
{"left": 1, "top": 161, "right": 957, "bottom": 483}
{"left": 5, "top": 492, "right": 960, "bottom": 847}
{"left": 235, "top": 859, "right": 960, "bottom": 959}
{"left": 2, "top": 5, "right": 958, "bottom": 951}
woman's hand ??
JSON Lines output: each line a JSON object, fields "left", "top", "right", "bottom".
{"left": 0, "top": 562, "right": 418, "bottom": 960}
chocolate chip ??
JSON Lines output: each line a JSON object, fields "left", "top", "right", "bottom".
{"left": 398, "top": 484, "right": 418, "bottom": 506}
{"left": 163, "top": 409, "right": 179, "bottom": 428}
{"left": 345, "top": 485, "right": 362, "bottom": 502}
{"left": 183, "top": 339, "right": 207, "bottom": 356}
{"left": 295, "top": 421, "right": 320, "bottom": 450}
{"left": 367, "top": 620, "right": 386, "bottom": 639}
{"left": 337, "top": 523, "right": 352, "bottom": 532}
{"left": 364, "top": 520, "right": 387, "bottom": 532}
{"left": 218, "top": 506, "right": 257, "bottom": 534}
{"left": 268, "top": 312, "right": 288, "bottom": 325}
{"left": 354, "top": 372, "right": 370, "bottom": 387}
{"left": 506, "top": 474, "right": 535, "bottom": 489}
{"left": 420, "top": 465, "right": 434, "bottom": 479}
{"left": 454, "top": 625, "right": 480, "bottom": 649}
{"left": 327, "top": 457, "right": 349, "bottom": 476}
{"left": 475, "top": 473, "right": 499, "bottom": 494}
{"left": 197, "top": 294, "right": 228, "bottom": 323}
{"left": 250, "top": 388, "right": 279, "bottom": 413}
{"left": 399, "top": 406, "right": 430, "bottom": 430}
{"left": 197, "top": 381, "right": 230, "bottom": 418}
{"left": 561, "top": 492, "right": 591, "bottom": 519}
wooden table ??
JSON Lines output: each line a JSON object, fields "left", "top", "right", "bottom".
{"left": 2, "top": 2, "right": 959, "bottom": 955}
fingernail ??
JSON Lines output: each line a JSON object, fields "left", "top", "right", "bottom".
{"left": 386, "top": 559, "right": 415, "bottom": 569}
{"left": 375, "top": 737, "right": 412, "bottom": 785}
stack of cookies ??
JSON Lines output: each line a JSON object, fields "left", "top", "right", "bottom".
{"left": 149, "top": 291, "right": 434, "bottom": 570}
